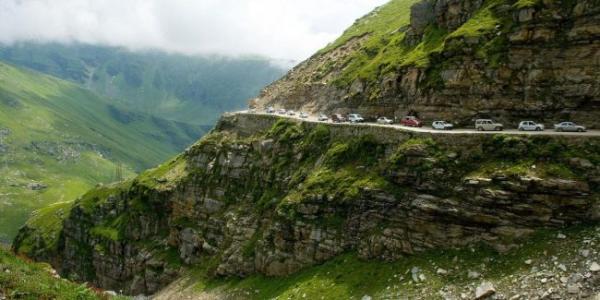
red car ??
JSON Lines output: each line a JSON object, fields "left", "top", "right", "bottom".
{"left": 400, "top": 116, "right": 423, "bottom": 127}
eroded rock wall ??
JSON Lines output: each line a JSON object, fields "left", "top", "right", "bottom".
{"left": 14, "top": 114, "right": 600, "bottom": 295}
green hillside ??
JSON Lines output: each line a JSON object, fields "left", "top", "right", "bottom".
{"left": 0, "top": 246, "right": 126, "bottom": 299}
{"left": 318, "top": 0, "right": 505, "bottom": 87}
{"left": 0, "top": 43, "right": 286, "bottom": 125}
{"left": 0, "top": 61, "right": 202, "bottom": 243}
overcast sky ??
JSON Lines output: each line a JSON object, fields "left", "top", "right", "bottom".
{"left": 0, "top": 0, "right": 388, "bottom": 62}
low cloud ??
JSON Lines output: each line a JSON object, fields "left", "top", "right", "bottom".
{"left": 0, "top": 0, "right": 388, "bottom": 61}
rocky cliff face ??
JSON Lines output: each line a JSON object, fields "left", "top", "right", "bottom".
{"left": 13, "top": 113, "right": 600, "bottom": 295}
{"left": 253, "top": 0, "right": 600, "bottom": 128}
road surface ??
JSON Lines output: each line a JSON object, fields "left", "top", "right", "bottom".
{"left": 235, "top": 111, "right": 600, "bottom": 137}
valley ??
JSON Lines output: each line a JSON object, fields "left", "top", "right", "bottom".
{"left": 0, "top": 61, "right": 202, "bottom": 243}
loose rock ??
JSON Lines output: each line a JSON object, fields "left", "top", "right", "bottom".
{"left": 590, "top": 262, "right": 600, "bottom": 272}
{"left": 475, "top": 282, "right": 496, "bottom": 299}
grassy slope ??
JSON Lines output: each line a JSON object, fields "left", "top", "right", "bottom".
{"left": 0, "top": 61, "right": 201, "bottom": 242}
{"left": 317, "top": 0, "right": 507, "bottom": 88}
{"left": 0, "top": 246, "right": 128, "bottom": 299}
{"left": 0, "top": 43, "right": 286, "bottom": 125}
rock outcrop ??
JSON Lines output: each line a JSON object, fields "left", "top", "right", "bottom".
{"left": 253, "top": 0, "right": 600, "bottom": 128}
{"left": 13, "top": 113, "right": 600, "bottom": 295}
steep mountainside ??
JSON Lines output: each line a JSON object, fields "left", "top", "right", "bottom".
{"left": 0, "top": 43, "right": 286, "bottom": 125}
{"left": 13, "top": 113, "right": 600, "bottom": 295}
{"left": 0, "top": 61, "right": 202, "bottom": 242}
{"left": 253, "top": 0, "right": 600, "bottom": 128}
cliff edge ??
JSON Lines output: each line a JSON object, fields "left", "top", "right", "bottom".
{"left": 13, "top": 113, "right": 600, "bottom": 295}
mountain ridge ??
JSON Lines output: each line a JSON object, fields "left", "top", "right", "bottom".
{"left": 253, "top": 0, "right": 600, "bottom": 128}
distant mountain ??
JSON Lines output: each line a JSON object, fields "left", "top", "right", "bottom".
{"left": 0, "top": 43, "right": 286, "bottom": 125}
{"left": 0, "top": 61, "right": 202, "bottom": 242}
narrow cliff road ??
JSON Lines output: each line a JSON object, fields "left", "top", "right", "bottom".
{"left": 236, "top": 111, "right": 600, "bottom": 137}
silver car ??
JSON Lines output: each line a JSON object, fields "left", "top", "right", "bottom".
{"left": 475, "top": 119, "right": 503, "bottom": 131}
{"left": 299, "top": 112, "right": 308, "bottom": 119}
{"left": 518, "top": 121, "right": 544, "bottom": 131}
{"left": 377, "top": 117, "right": 393, "bottom": 125}
{"left": 432, "top": 121, "right": 454, "bottom": 130}
{"left": 348, "top": 113, "right": 365, "bottom": 123}
{"left": 277, "top": 109, "right": 286, "bottom": 114}
{"left": 554, "top": 122, "right": 586, "bottom": 132}
{"left": 318, "top": 114, "right": 329, "bottom": 121}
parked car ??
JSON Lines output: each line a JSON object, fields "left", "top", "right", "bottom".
{"left": 518, "top": 121, "right": 544, "bottom": 131}
{"left": 299, "top": 112, "right": 308, "bottom": 119}
{"left": 554, "top": 122, "right": 586, "bottom": 132}
{"left": 277, "top": 108, "right": 286, "bottom": 114}
{"left": 400, "top": 116, "right": 423, "bottom": 127}
{"left": 331, "top": 114, "right": 346, "bottom": 123}
{"left": 432, "top": 121, "right": 454, "bottom": 130}
{"left": 266, "top": 106, "right": 275, "bottom": 114}
{"left": 318, "top": 114, "right": 329, "bottom": 121}
{"left": 347, "top": 113, "right": 365, "bottom": 123}
{"left": 475, "top": 119, "right": 503, "bottom": 131}
{"left": 287, "top": 110, "right": 296, "bottom": 116}
{"left": 377, "top": 117, "right": 393, "bottom": 125}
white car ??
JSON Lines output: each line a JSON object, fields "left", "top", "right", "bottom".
{"left": 554, "top": 122, "right": 586, "bottom": 132}
{"left": 377, "top": 117, "right": 393, "bottom": 125}
{"left": 518, "top": 121, "right": 544, "bottom": 131}
{"left": 266, "top": 106, "right": 275, "bottom": 114}
{"left": 277, "top": 109, "right": 286, "bottom": 114}
{"left": 348, "top": 114, "right": 365, "bottom": 123}
{"left": 299, "top": 112, "right": 308, "bottom": 119}
{"left": 432, "top": 121, "right": 454, "bottom": 130}
{"left": 287, "top": 110, "right": 296, "bottom": 116}
{"left": 318, "top": 114, "right": 329, "bottom": 121}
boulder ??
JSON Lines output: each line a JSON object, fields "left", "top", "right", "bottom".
{"left": 27, "top": 182, "right": 47, "bottom": 191}
{"left": 475, "top": 281, "right": 496, "bottom": 299}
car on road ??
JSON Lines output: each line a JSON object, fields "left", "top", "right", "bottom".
{"left": 475, "top": 119, "right": 503, "bottom": 131}
{"left": 400, "top": 116, "right": 423, "bottom": 127}
{"left": 554, "top": 122, "right": 586, "bottom": 132}
{"left": 277, "top": 109, "right": 286, "bottom": 114}
{"left": 348, "top": 113, "right": 365, "bottom": 123}
{"left": 266, "top": 106, "right": 275, "bottom": 114}
{"left": 432, "top": 121, "right": 454, "bottom": 130}
{"left": 518, "top": 121, "right": 544, "bottom": 131}
{"left": 331, "top": 114, "right": 346, "bottom": 123}
{"left": 377, "top": 117, "right": 393, "bottom": 125}
{"left": 299, "top": 112, "right": 308, "bottom": 119}
{"left": 318, "top": 114, "right": 329, "bottom": 121}
{"left": 287, "top": 110, "right": 296, "bottom": 116}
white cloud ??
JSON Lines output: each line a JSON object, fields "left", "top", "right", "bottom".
{"left": 0, "top": 0, "right": 389, "bottom": 61}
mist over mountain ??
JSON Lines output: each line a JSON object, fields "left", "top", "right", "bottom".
{"left": 0, "top": 43, "right": 286, "bottom": 125}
